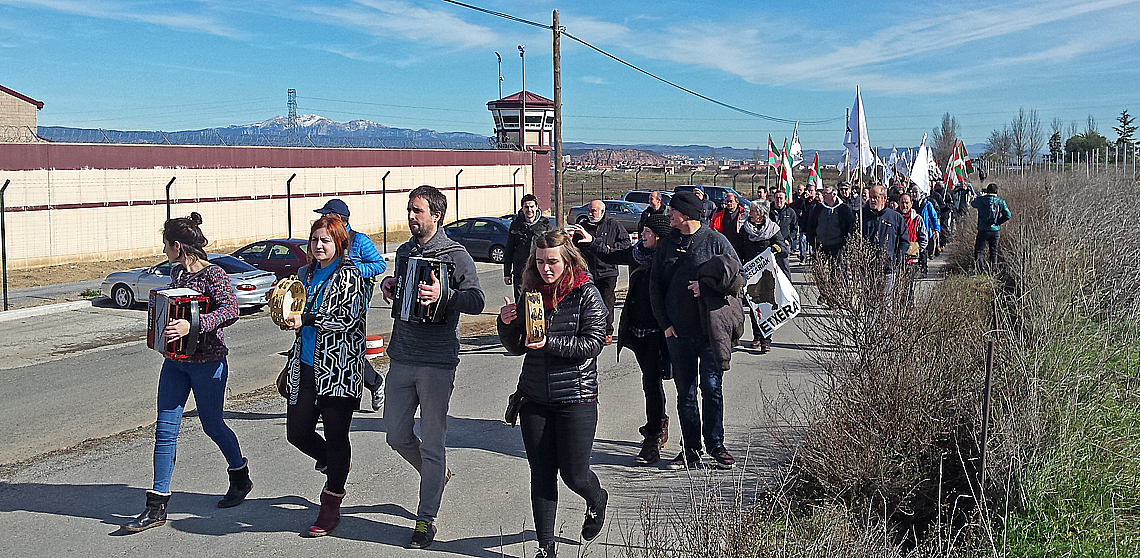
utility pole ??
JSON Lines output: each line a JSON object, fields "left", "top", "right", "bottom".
{"left": 495, "top": 52, "right": 503, "bottom": 100}
{"left": 518, "top": 45, "right": 526, "bottom": 152}
{"left": 552, "top": 10, "right": 564, "bottom": 227}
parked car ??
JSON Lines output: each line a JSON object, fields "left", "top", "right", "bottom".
{"left": 566, "top": 200, "right": 648, "bottom": 233}
{"left": 100, "top": 254, "right": 277, "bottom": 310}
{"left": 442, "top": 217, "right": 511, "bottom": 263}
{"left": 621, "top": 190, "right": 672, "bottom": 206}
{"left": 232, "top": 238, "right": 309, "bottom": 280}
{"left": 673, "top": 185, "right": 752, "bottom": 210}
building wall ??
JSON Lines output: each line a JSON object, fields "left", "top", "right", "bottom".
{"left": 0, "top": 143, "right": 539, "bottom": 268}
{"left": 0, "top": 90, "right": 38, "bottom": 142}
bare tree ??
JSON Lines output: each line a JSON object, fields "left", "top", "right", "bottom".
{"left": 1086, "top": 115, "right": 1098, "bottom": 134}
{"left": 1026, "top": 109, "right": 1044, "bottom": 164}
{"left": 987, "top": 126, "right": 1013, "bottom": 165}
{"left": 1010, "top": 111, "right": 1028, "bottom": 165}
{"left": 932, "top": 113, "right": 960, "bottom": 165}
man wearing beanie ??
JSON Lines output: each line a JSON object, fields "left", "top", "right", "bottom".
{"left": 504, "top": 193, "right": 553, "bottom": 302}
{"left": 573, "top": 200, "right": 631, "bottom": 343}
{"left": 650, "top": 191, "right": 741, "bottom": 470}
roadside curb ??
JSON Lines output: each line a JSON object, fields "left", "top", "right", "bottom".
{"left": 0, "top": 299, "right": 94, "bottom": 323}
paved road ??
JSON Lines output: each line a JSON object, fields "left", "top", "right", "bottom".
{"left": 3, "top": 278, "right": 103, "bottom": 309}
{"left": 0, "top": 260, "right": 821, "bottom": 557}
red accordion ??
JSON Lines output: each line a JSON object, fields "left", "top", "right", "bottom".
{"left": 148, "top": 287, "right": 210, "bottom": 359}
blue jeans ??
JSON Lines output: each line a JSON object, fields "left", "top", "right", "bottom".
{"left": 153, "top": 359, "right": 244, "bottom": 494}
{"left": 666, "top": 336, "right": 724, "bottom": 454}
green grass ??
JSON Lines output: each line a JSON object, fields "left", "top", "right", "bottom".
{"left": 1004, "top": 331, "right": 1140, "bottom": 557}
{"left": 79, "top": 288, "right": 101, "bottom": 298}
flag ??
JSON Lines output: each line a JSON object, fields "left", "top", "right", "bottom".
{"left": 767, "top": 135, "right": 781, "bottom": 169}
{"left": 843, "top": 86, "right": 873, "bottom": 171}
{"left": 944, "top": 140, "right": 969, "bottom": 188}
{"left": 960, "top": 141, "right": 974, "bottom": 173}
{"left": 789, "top": 121, "right": 803, "bottom": 167}
{"left": 779, "top": 138, "right": 794, "bottom": 197}
{"left": 807, "top": 152, "right": 823, "bottom": 189}
{"left": 911, "top": 134, "right": 931, "bottom": 195}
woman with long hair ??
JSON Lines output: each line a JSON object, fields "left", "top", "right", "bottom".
{"left": 498, "top": 230, "right": 609, "bottom": 558}
{"left": 283, "top": 214, "right": 367, "bottom": 537}
{"left": 123, "top": 212, "right": 250, "bottom": 533}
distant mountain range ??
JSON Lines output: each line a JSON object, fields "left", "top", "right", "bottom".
{"left": 37, "top": 114, "right": 987, "bottom": 165}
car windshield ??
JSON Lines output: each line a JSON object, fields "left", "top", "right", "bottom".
{"left": 210, "top": 255, "right": 258, "bottom": 273}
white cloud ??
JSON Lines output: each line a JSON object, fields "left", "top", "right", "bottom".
{"left": 0, "top": 0, "right": 240, "bottom": 37}
{"left": 300, "top": 0, "right": 497, "bottom": 50}
{"left": 558, "top": 0, "right": 1140, "bottom": 95}
{"left": 582, "top": 76, "right": 605, "bottom": 84}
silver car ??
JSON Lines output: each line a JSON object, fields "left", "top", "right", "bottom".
{"left": 100, "top": 254, "right": 276, "bottom": 310}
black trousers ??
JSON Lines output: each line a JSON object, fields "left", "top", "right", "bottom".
{"left": 628, "top": 333, "right": 669, "bottom": 437}
{"left": 286, "top": 363, "right": 357, "bottom": 493}
{"left": 520, "top": 400, "right": 605, "bottom": 546}
{"left": 974, "top": 230, "right": 1000, "bottom": 270}
{"left": 594, "top": 275, "right": 618, "bottom": 336}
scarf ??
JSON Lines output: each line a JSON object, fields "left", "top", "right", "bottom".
{"left": 742, "top": 218, "right": 781, "bottom": 242}
{"left": 537, "top": 268, "right": 590, "bottom": 311}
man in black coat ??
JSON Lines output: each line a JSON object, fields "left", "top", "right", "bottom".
{"left": 862, "top": 185, "right": 909, "bottom": 294}
{"left": 769, "top": 189, "right": 799, "bottom": 256}
{"left": 637, "top": 190, "right": 667, "bottom": 232}
{"left": 572, "top": 199, "right": 631, "bottom": 342}
{"left": 504, "top": 194, "right": 553, "bottom": 301}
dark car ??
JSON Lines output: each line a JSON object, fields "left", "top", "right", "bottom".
{"left": 621, "top": 190, "right": 672, "bottom": 206}
{"left": 443, "top": 217, "right": 511, "bottom": 263}
{"left": 566, "top": 200, "right": 648, "bottom": 234}
{"left": 673, "top": 185, "right": 752, "bottom": 210}
{"left": 232, "top": 239, "right": 309, "bottom": 280}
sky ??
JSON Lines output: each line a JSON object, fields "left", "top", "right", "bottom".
{"left": 2, "top": 0, "right": 1138, "bottom": 151}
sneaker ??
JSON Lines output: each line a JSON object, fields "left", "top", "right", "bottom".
{"left": 710, "top": 446, "right": 736, "bottom": 469}
{"left": 408, "top": 520, "right": 436, "bottom": 549}
{"left": 750, "top": 338, "right": 763, "bottom": 350}
{"left": 534, "top": 542, "right": 556, "bottom": 558}
{"left": 371, "top": 386, "right": 384, "bottom": 412}
{"left": 581, "top": 489, "right": 607, "bottom": 541}
{"left": 665, "top": 450, "right": 700, "bottom": 470}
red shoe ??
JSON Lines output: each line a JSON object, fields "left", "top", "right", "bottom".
{"left": 308, "top": 487, "right": 344, "bottom": 537}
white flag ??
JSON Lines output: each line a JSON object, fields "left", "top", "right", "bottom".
{"left": 843, "top": 86, "right": 873, "bottom": 171}
{"left": 911, "top": 134, "right": 931, "bottom": 195}
{"left": 742, "top": 249, "right": 801, "bottom": 336}
{"left": 789, "top": 121, "right": 803, "bottom": 167}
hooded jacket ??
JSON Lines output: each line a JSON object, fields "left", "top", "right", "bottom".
{"left": 807, "top": 198, "right": 855, "bottom": 248}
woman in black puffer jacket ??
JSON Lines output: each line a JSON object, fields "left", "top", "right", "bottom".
{"left": 498, "top": 230, "right": 608, "bottom": 558}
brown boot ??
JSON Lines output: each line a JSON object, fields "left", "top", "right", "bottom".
{"left": 308, "top": 487, "right": 344, "bottom": 537}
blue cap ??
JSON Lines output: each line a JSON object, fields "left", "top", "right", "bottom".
{"left": 315, "top": 199, "right": 350, "bottom": 218}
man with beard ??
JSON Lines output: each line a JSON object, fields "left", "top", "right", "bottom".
{"left": 898, "top": 193, "right": 930, "bottom": 279}
{"left": 710, "top": 192, "right": 746, "bottom": 253}
{"left": 862, "top": 185, "right": 909, "bottom": 295}
{"left": 571, "top": 199, "right": 631, "bottom": 343}
{"left": 380, "top": 185, "right": 485, "bottom": 549}
{"left": 504, "top": 194, "right": 553, "bottom": 302}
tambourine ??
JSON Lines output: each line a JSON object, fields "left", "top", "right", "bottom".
{"left": 269, "top": 276, "right": 307, "bottom": 330}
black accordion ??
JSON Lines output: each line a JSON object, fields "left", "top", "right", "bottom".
{"left": 392, "top": 256, "right": 455, "bottom": 323}
{"left": 148, "top": 287, "right": 209, "bottom": 359}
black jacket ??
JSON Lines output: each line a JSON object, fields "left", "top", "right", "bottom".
{"left": 807, "top": 200, "right": 855, "bottom": 249}
{"left": 594, "top": 243, "right": 662, "bottom": 355}
{"left": 770, "top": 205, "right": 799, "bottom": 245}
{"left": 580, "top": 215, "right": 631, "bottom": 280}
{"left": 638, "top": 205, "right": 666, "bottom": 232}
{"left": 650, "top": 226, "right": 740, "bottom": 339}
{"left": 862, "top": 206, "right": 909, "bottom": 272}
{"left": 696, "top": 255, "right": 745, "bottom": 370}
{"left": 498, "top": 280, "right": 607, "bottom": 405}
{"left": 504, "top": 213, "right": 554, "bottom": 278}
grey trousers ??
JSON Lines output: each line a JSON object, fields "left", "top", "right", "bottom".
{"left": 384, "top": 359, "right": 456, "bottom": 523}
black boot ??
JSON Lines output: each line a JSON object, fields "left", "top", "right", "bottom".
{"left": 218, "top": 457, "right": 253, "bottom": 508}
{"left": 534, "top": 541, "right": 556, "bottom": 558}
{"left": 123, "top": 490, "right": 169, "bottom": 532}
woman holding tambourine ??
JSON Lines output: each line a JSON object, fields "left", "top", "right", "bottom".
{"left": 497, "top": 229, "right": 609, "bottom": 558}
{"left": 282, "top": 214, "right": 367, "bottom": 537}
{"left": 123, "top": 212, "right": 250, "bottom": 533}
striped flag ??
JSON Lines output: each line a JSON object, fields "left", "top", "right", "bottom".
{"left": 944, "top": 140, "right": 968, "bottom": 188}
{"left": 768, "top": 135, "right": 781, "bottom": 169}
{"left": 780, "top": 138, "right": 794, "bottom": 197}
{"left": 807, "top": 152, "right": 822, "bottom": 189}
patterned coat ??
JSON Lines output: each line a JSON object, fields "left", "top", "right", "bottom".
{"left": 285, "top": 260, "right": 367, "bottom": 404}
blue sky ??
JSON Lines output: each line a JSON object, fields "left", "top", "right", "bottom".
{"left": 2, "top": 0, "right": 1138, "bottom": 150}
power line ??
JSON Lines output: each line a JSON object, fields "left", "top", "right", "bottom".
{"left": 439, "top": 0, "right": 841, "bottom": 126}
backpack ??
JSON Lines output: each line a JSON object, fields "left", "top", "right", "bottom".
{"left": 979, "top": 196, "right": 1001, "bottom": 227}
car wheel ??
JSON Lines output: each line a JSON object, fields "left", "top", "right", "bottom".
{"left": 111, "top": 284, "right": 134, "bottom": 308}
{"left": 489, "top": 244, "right": 506, "bottom": 264}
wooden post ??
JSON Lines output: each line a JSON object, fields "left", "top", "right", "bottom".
{"left": 552, "top": 9, "right": 564, "bottom": 227}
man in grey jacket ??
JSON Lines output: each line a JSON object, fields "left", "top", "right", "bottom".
{"left": 380, "top": 185, "right": 485, "bottom": 549}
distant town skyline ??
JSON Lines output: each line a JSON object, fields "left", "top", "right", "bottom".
{"left": 2, "top": 0, "right": 1137, "bottom": 150}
